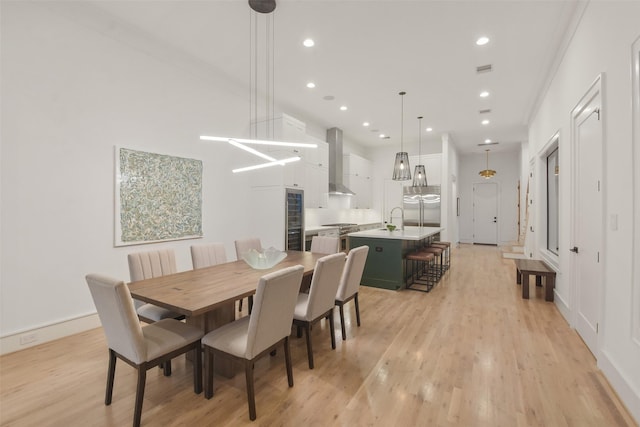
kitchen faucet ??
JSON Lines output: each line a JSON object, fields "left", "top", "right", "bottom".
{"left": 389, "top": 206, "right": 405, "bottom": 230}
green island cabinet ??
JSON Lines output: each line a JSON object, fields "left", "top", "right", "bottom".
{"left": 348, "top": 227, "right": 442, "bottom": 290}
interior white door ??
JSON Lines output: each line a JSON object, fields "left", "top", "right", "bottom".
{"left": 473, "top": 182, "right": 498, "bottom": 245}
{"left": 572, "top": 89, "right": 603, "bottom": 356}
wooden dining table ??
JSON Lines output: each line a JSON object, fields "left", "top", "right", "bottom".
{"left": 127, "top": 250, "right": 323, "bottom": 377}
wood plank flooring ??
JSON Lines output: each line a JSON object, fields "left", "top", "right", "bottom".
{"left": 1, "top": 244, "right": 636, "bottom": 426}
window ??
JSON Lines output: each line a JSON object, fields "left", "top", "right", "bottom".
{"left": 546, "top": 147, "right": 559, "bottom": 255}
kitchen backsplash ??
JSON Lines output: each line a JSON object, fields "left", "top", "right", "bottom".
{"left": 305, "top": 208, "right": 381, "bottom": 227}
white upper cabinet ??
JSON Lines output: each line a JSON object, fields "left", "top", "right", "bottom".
{"left": 343, "top": 153, "right": 373, "bottom": 209}
{"left": 251, "top": 114, "right": 307, "bottom": 188}
{"left": 304, "top": 136, "right": 329, "bottom": 208}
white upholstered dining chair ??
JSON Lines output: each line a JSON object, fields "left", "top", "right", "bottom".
{"left": 310, "top": 235, "right": 340, "bottom": 254}
{"left": 335, "top": 245, "right": 369, "bottom": 340}
{"left": 202, "top": 265, "right": 304, "bottom": 421}
{"left": 86, "top": 274, "right": 203, "bottom": 427}
{"left": 293, "top": 252, "right": 346, "bottom": 369}
{"left": 127, "top": 249, "right": 183, "bottom": 324}
{"left": 190, "top": 243, "right": 227, "bottom": 269}
{"left": 234, "top": 237, "right": 262, "bottom": 259}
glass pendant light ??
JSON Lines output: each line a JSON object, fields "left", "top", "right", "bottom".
{"left": 412, "top": 116, "right": 428, "bottom": 187}
{"left": 479, "top": 149, "right": 497, "bottom": 179}
{"left": 392, "top": 91, "right": 411, "bottom": 180}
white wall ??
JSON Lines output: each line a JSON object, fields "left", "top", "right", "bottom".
{"left": 458, "top": 150, "right": 520, "bottom": 245}
{"left": 442, "top": 134, "right": 460, "bottom": 245}
{"left": 526, "top": 1, "right": 640, "bottom": 420}
{"left": 0, "top": 2, "right": 273, "bottom": 349}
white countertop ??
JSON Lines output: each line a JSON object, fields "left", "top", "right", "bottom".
{"left": 347, "top": 226, "right": 443, "bottom": 241}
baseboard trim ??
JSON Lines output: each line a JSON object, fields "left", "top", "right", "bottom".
{"left": 0, "top": 313, "right": 101, "bottom": 355}
{"left": 554, "top": 291, "right": 572, "bottom": 326}
{"left": 598, "top": 350, "right": 640, "bottom": 424}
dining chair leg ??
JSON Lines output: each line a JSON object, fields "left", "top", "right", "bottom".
{"left": 163, "top": 360, "right": 172, "bottom": 376}
{"left": 245, "top": 361, "right": 257, "bottom": 421}
{"left": 304, "top": 323, "right": 314, "bottom": 369}
{"left": 105, "top": 349, "right": 117, "bottom": 405}
{"left": 248, "top": 295, "right": 254, "bottom": 314}
{"left": 204, "top": 347, "right": 214, "bottom": 399}
{"left": 284, "top": 337, "right": 294, "bottom": 387}
{"left": 354, "top": 293, "right": 361, "bottom": 327}
{"left": 133, "top": 366, "right": 147, "bottom": 427}
{"left": 338, "top": 304, "right": 347, "bottom": 341}
{"left": 296, "top": 324, "right": 303, "bottom": 338}
{"left": 328, "top": 314, "right": 336, "bottom": 350}
{"left": 193, "top": 344, "right": 202, "bottom": 394}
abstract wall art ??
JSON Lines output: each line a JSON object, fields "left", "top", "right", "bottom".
{"left": 115, "top": 147, "right": 203, "bottom": 246}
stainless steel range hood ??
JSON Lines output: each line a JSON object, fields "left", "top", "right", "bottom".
{"left": 326, "top": 127, "right": 355, "bottom": 195}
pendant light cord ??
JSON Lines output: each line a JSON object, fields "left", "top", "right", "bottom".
{"left": 418, "top": 116, "right": 423, "bottom": 162}
{"left": 399, "top": 92, "right": 405, "bottom": 152}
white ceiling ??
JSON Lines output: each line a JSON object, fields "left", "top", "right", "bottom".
{"left": 88, "top": 0, "right": 580, "bottom": 154}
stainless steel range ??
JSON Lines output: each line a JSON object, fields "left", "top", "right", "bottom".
{"left": 321, "top": 223, "right": 359, "bottom": 250}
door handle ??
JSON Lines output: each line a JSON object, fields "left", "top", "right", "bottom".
{"left": 570, "top": 246, "right": 579, "bottom": 253}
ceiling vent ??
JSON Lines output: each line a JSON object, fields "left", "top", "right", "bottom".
{"left": 476, "top": 64, "right": 493, "bottom": 74}
{"left": 477, "top": 141, "right": 499, "bottom": 146}
{"left": 479, "top": 109, "right": 492, "bottom": 114}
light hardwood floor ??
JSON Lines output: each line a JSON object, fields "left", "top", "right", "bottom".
{"left": 1, "top": 244, "right": 636, "bottom": 426}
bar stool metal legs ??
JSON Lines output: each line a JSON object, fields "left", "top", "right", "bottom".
{"left": 405, "top": 251, "right": 436, "bottom": 292}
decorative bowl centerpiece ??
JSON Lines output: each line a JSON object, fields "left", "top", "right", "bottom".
{"left": 386, "top": 224, "right": 397, "bottom": 232}
{"left": 241, "top": 247, "right": 287, "bottom": 270}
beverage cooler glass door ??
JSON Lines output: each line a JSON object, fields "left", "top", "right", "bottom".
{"left": 286, "top": 189, "right": 304, "bottom": 250}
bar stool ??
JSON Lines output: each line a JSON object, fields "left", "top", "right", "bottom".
{"left": 430, "top": 241, "right": 451, "bottom": 270}
{"left": 405, "top": 251, "right": 436, "bottom": 292}
{"left": 419, "top": 246, "right": 444, "bottom": 279}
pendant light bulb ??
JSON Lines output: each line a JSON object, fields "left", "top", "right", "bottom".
{"left": 392, "top": 91, "right": 411, "bottom": 181}
{"left": 412, "top": 116, "right": 428, "bottom": 187}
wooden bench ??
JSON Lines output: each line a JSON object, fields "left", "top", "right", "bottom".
{"left": 514, "top": 259, "right": 556, "bottom": 301}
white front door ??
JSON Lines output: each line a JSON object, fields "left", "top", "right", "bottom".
{"left": 473, "top": 182, "right": 498, "bottom": 245}
{"left": 572, "top": 79, "right": 603, "bottom": 357}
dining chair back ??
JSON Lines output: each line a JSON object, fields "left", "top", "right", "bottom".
{"left": 128, "top": 249, "right": 177, "bottom": 281}
{"left": 234, "top": 238, "right": 262, "bottom": 260}
{"left": 335, "top": 245, "right": 369, "bottom": 340}
{"left": 304, "top": 252, "right": 346, "bottom": 320}
{"left": 191, "top": 243, "right": 227, "bottom": 269}
{"left": 293, "top": 252, "right": 346, "bottom": 368}
{"left": 86, "top": 274, "right": 203, "bottom": 427}
{"left": 127, "top": 249, "right": 183, "bottom": 325}
{"left": 202, "top": 265, "right": 304, "bottom": 420}
{"left": 310, "top": 236, "right": 340, "bottom": 254}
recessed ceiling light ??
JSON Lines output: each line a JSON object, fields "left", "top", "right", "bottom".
{"left": 480, "top": 91, "right": 490, "bottom": 98}
{"left": 476, "top": 36, "right": 490, "bottom": 46}
{"left": 363, "top": 122, "right": 370, "bottom": 127}
{"left": 340, "top": 106, "right": 348, "bottom": 111}
{"left": 379, "top": 134, "right": 386, "bottom": 138}
{"left": 482, "top": 119, "right": 490, "bottom": 125}
{"left": 485, "top": 139, "right": 492, "bottom": 143}
{"left": 426, "top": 127, "right": 433, "bottom": 132}
{"left": 303, "top": 38, "right": 315, "bottom": 47}
{"left": 306, "top": 82, "right": 316, "bottom": 89}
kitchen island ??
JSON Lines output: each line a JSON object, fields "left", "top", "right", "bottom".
{"left": 348, "top": 226, "right": 443, "bottom": 290}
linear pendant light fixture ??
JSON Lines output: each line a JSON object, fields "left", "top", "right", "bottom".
{"left": 392, "top": 91, "right": 411, "bottom": 180}
{"left": 412, "top": 116, "right": 427, "bottom": 187}
{"left": 199, "top": 0, "right": 315, "bottom": 173}
{"left": 479, "top": 148, "right": 497, "bottom": 179}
